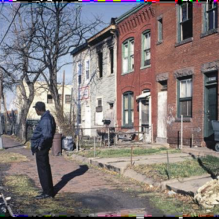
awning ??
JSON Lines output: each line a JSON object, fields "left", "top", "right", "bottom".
{"left": 136, "top": 92, "right": 150, "bottom": 100}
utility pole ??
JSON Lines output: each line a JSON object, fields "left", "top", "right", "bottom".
{"left": 70, "top": 87, "right": 73, "bottom": 124}
{"left": 62, "top": 70, "right": 65, "bottom": 116}
{"left": 0, "top": 70, "right": 3, "bottom": 149}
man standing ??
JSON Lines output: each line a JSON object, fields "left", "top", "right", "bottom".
{"left": 31, "top": 101, "right": 56, "bottom": 199}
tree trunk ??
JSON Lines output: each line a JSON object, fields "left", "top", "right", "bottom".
{"left": 16, "top": 82, "right": 35, "bottom": 142}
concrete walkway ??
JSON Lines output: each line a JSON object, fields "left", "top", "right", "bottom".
{"left": 72, "top": 146, "right": 219, "bottom": 197}
{"left": 2, "top": 135, "right": 217, "bottom": 198}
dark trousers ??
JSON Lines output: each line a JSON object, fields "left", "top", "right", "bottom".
{"left": 36, "top": 147, "right": 54, "bottom": 196}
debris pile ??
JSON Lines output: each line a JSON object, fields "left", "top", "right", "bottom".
{"left": 0, "top": 192, "right": 13, "bottom": 216}
{"left": 194, "top": 178, "right": 219, "bottom": 209}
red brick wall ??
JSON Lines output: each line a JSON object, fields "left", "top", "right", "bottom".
{"left": 155, "top": 3, "right": 219, "bottom": 147}
{"left": 117, "top": 5, "right": 157, "bottom": 137}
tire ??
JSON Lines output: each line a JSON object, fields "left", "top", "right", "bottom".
{"left": 215, "top": 142, "right": 219, "bottom": 152}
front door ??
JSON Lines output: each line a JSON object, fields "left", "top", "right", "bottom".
{"left": 157, "top": 91, "right": 167, "bottom": 143}
{"left": 139, "top": 97, "right": 151, "bottom": 143}
{"left": 204, "top": 72, "right": 218, "bottom": 138}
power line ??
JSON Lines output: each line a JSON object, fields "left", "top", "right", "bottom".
{"left": 0, "top": 4, "right": 21, "bottom": 47}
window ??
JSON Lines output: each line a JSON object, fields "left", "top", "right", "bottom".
{"left": 65, "top": 95, "right": 71, "bottom": 104}
{"left": 98, "top": 52, "right": 103, "bottom": 78}
{"left": 123, "top": 92, "right": 134, "bottom": 127}
{"left": 97, "top": 98, "right": 102, "bottom": 107}
{"left": 122, "top": 38, "right": 134, "bottom": 74}
{"left": 204, "top": 3, "right": 218, "bottom": 32}
{"left": 85, "top": 60, "right": 90, "bottom": 81}
{"left": 96, "top": 98, "right": 102, "bottom": 112}
{"left": 158, "top": 18, "right": 163, "bottom": 42}
{"left": 142, "top": 31, "right": 151, "bottom": 67}
{"left": 77, "top": 62, "right": 82, "bottom": 85}
{"left": 178, "top": 78, "right": 193, "bottom": 118}
{"left": 110, "top": 48, "right": 114, "bottom": 74}
{"left": 159, "top": 80, "right": 167, "bottom": 91}
{"left": 47, "top": 94, "right": 53, "bottom": 104}
{"left": 178, "top": 3, "right": 193, "bottom": 41}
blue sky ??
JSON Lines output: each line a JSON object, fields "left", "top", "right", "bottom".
{"left": 2, "top": 2, "right": 140, "bottom": 110}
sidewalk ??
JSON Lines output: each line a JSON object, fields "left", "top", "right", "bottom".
{"left": 1, "top": 135, "right": 217, "bottom": 198}
{"left": 71, "top": 145, "right": 219, "bottom": 197}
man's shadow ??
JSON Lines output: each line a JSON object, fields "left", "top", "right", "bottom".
{"left": 189, "top": 153, "right": 218, "bottom": 179}
{"left": 53, "top": 165, "right": 89, "bottom": 196}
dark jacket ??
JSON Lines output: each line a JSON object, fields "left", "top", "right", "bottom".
{"left": 31, "top": 111, "right": 56, "bottom": 155}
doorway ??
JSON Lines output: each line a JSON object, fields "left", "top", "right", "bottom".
{"left": 204, "top": 72, "right": 218, "bottom": 139}
{"left": 137, "top": 92, "right": 151, "bottom": 143}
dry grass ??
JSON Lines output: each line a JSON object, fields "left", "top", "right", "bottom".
{"left": 4, "top": 175, "right": 78, "bottom": 216}
{"left": 130, "top": 156, "right": 219, "bottom": 182}
{"left": 0, "top": 152, "right": 29, "bottom": 163}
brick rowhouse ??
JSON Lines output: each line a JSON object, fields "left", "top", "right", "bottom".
{"left": 154, "top": 2, "right": 219, "bottom": 148}
{"left": 116, "top": 4, "right": 157, "bottom": 142}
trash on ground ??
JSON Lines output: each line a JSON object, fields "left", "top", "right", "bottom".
{"left": 168, "top": 190, "right": 176, "bottom": 196}
{"left": 194, "top": 178, "right": 219, "bottom": 209}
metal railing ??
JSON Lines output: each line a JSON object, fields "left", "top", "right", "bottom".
{"left": 74, "top": 125, "right": 154, "bottom": 151}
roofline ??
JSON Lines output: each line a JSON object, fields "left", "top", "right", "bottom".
{"left": 115, "top": 3, "right": 149, "bottom": 24}
{"left": 87, "top": 24, "right": 116, "bottom": 44}
{"left": 70, "top": 42, "right": 88, "bottom": 56}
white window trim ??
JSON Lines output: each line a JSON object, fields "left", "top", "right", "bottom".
{"left": 122, "top": 38, "right": 134, "bottom": 74}
{"left": 142, "top": 30, "right": 151, "bottom": 68}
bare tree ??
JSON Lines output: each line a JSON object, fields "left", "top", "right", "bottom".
{"left": 0, "top": 3, "right": 102, "bottom": 139}
{"left": 25, "top": 3, "right": 102, "bottom": 127}
{"left": 0, "top": 4, "right": 44, "bottom": 140}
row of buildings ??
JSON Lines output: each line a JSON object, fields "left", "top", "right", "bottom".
{"left": 71, "top": 2, "right": 219, "bottom": 148}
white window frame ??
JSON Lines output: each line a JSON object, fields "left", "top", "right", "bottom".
{"left": 122, "top": 38, "right": 134, "bottom": 74}
{"left": 178, "top": 3, "right": 193, "bottom": 42}
{"left": 178, "top": 78, "right": 193, "bottom": 118}
{"left": 142, "top": 30, "right": 151, "bottom": 67}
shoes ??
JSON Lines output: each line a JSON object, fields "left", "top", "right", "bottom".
{"left": 35, "top": 193, "right": 54, "bottom": 200}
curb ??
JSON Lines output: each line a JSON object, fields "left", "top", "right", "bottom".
{"left": 71, "top": 154, "right": 211, "bottom": 197}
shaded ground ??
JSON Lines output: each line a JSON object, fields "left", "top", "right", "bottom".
{"left": 0, "top": 163, "right": 10, "bottom": 215}
{"left": 0, "top": 136, "right": 163, "bottom": 216}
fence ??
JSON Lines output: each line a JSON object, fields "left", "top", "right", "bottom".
{"left": 74, "top": 125, "right": 154, "bottom": 150}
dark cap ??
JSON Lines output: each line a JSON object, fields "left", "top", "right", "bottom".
{"left": 33, "top": 101, "right": 46, "bottom": 111}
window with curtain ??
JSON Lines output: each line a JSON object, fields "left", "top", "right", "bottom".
{"left": 123, "top": 92, "right": 134, "bottom": 127}
{"left": 178, "top": 78, "right": 193, "bottom": 117}
{"left": 122, "top": 38, "right": 134, "bottom": 74}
